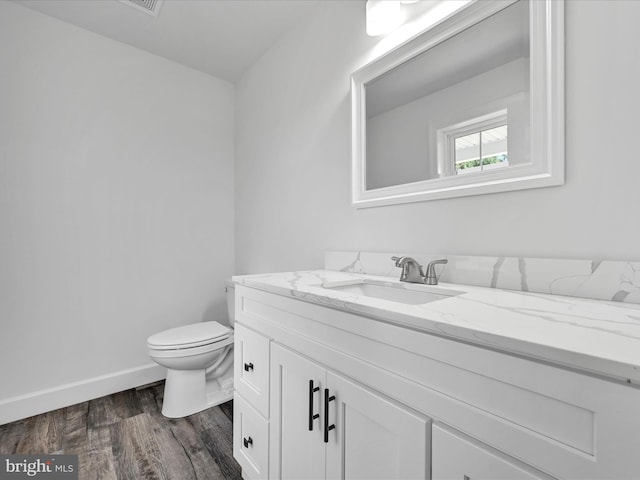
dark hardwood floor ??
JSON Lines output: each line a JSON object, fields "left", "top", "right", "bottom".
{"left": 0, "top": 382, "right": 242, "bottom": 480}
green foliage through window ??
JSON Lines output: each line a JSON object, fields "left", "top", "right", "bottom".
{"left": 457, "top": 154, "right": 508, "bottom": 170}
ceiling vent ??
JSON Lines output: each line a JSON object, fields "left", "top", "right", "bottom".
{"left": 120, "top": 0, "right": 163, "bottom": 17}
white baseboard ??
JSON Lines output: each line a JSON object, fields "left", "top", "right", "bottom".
{"left": 0, "top": 363, "right": 165, "bottom": 425}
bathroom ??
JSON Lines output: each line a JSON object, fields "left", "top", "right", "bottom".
{"left": 1, "top": 0, "right": 640, "bottom": 478}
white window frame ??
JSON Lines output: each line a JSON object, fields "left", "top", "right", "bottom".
{"left": 437, "top": 109, "right": 508, "bottom": 178}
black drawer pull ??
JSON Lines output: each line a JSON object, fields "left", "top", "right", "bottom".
{"left": 324, "top": 388, "right": 335, "bottom": 443}
{"left": 243, "top": 436, "right": 253, "bottom": 448}
{"left": 244, "top": 362, "right": 254, "bottom": 372}
{"left": 308, "top": 380, "right": 320, "bottom": 431}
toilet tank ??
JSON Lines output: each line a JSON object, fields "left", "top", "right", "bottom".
{"left": 225, "top": 280, "right": 235, "bottom": 327}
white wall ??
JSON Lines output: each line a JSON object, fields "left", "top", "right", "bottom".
{"left": 0, "top": 2, "right": 234, "bottom": 423}
{"left": 235, "top": 0, "right": 640, "bottom": 275}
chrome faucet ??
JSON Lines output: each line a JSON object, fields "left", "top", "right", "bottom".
{"left": 391, "top": 256, "right": 448, "bottom": 285}
{"left": 425, "top": 259, "right": 448, "bottom": 285}
{"left": 391, "top": 256, "right": 425, "bottom": 284}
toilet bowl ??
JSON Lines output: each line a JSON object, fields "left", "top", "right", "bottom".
{"left": 147, "top": 281, "right": 236, "bottom": 418}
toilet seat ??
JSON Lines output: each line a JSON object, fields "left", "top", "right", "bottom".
{"left": 147, "top": 321, "right": 231, "bottom": 351}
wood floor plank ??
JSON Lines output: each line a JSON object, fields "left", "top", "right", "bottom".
{"left": 61, "top": 401, "right": 90, "bottom": 477}
{"left": 110, "top": 413, "right": 166, "bottom": 480}
{"left": 14, "top": 406, "right": 65, "bottom": 454}
{"left": 0, "top": 414, "right": 26, "bottom": 454}
{"left": 188, "top": 407, "right": 240, "bottom": 480}
{"left": 136, "top": 384, "right": 227, "bottom": 480}
{"left": 62, "top": 401, "right": 89, "bottom": 446}
{"left": 219, "top": 401, "right": 233, "bottom": 423}
{"left": 0, "top": 383, "right": 241, "bottom": 480}
{"left": 196, "top": 423, "right": 240, "bottom": 480}
{"left": 87, "top": 388, "right": 143, "bottom": 428}
{"left": 136, "top": 390, "right": 199, "bottom": 480}
{"left": 167, "top": 422, "right": 228, "bottom": 480}
{"left": 139, "top": 382, "right": 164, "bottom": 416}
{"left": 142, "top": 384, "right": 240, "bottom": 479}
{"left": 189, "top": 403, "right": 234, "bottom": 430}
{"left": 85, "top": 425, "right": 117, "bottom": 480}
{"left": 61, "top": 400, "right": 117, "bottom": 480}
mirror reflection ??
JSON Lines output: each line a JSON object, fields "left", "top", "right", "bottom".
{"left": 365, "top": 1, "right": 529, "bottom": 190}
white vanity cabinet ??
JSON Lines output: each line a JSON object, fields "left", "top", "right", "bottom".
{"left": 431, "top": 424, "right": 553, "bottom": 480}
{"left": 233, "top": 283, "right": 640, "bottom": 480}
{"left": 270, "top": 343, "right": 429, "bottom": 480}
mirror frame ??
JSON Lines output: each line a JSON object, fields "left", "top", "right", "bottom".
{"left": 351, "top": 0, "right": 564, "bottom": 208}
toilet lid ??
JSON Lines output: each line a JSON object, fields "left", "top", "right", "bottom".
{"left": 147, "top": 321, "right": 231, "bottom": 350}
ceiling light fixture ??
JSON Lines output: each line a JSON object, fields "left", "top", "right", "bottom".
{"left": 365, "top": 0, "right": 403, "bottom": 37}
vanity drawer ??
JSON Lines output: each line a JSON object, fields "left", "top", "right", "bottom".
{"left": 432, "top": 424, "right": 555, "bottom": 480}
{"left": 234, "top": 323, "right": 270, "bottom": 418}
{"left": 233, "top": 393, "right": 269, "bottom": 480}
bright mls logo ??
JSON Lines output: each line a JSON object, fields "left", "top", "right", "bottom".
{"left": 0, "top": 455, "right": 77, "bottom": 479}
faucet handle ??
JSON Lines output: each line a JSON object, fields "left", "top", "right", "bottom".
{"left": 391, "top": 256, "right": 401, "bottom": 265}
{"left": 425, "top": 258, "right": 448, "bottom": 285}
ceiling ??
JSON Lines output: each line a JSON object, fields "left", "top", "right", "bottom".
{"left": 367, "top": 0, "right": 528, "bottom": 117}
{"left": 12, "top": 0, "right": 320, "bottom": 83}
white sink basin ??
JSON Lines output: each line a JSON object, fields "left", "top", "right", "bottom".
{"left": 321, "top": 279, "right": 463, "bottom": 305}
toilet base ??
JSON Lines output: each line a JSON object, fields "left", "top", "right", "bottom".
{"left": 161, "top": 368, "right": 233, "bottom": 418}
{"left": 205, "top": 379, "right": 234, "bottom": 411}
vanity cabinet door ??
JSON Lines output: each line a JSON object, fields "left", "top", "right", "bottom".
{"left": 325, "top": 371, "right": 430, "bottom": 480}
{"left": 270, "top": 344, "right": 327, "bottom": 480}
{"left": 432, "top": 424, "right": 554, "bottom": 480}
{"left": 270, "top": 343, "right": 429, "bottom": 480}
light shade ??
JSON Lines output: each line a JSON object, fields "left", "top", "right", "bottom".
{"left": 366, "top": 1, "right": 403, "bottom": 37}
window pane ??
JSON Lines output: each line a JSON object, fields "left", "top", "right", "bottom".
{"left": 455, "top": 132, "right": 480, "bottom": 175}
{"left": 480, "top": 125, "right": 508, "bottom": 170}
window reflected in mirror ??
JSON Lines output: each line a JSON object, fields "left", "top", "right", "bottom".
{"left": 454, "top": 125, "right": 508, "bottom": 175}
{"left": 437, "top": 110, "right": 509, "bottom": 176}
{"left": 364, "top": 0, "right": 529, "bottom": 189}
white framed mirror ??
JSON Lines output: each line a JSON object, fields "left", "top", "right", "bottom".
{"left": 351, "top": 0, "right": 564, "bottom": 208}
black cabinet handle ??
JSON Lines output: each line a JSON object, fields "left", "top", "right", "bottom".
{"left": 324, "top": 388, "right": 335, "bottom": 443}
{"left": 244, "top": 362, "right": 254, "bottom": 372}
{"left": 243, "top": 436, "right": 253, "bottom": 448}
{"left": 308, "top": 380, "right": 320, "bottom": 431}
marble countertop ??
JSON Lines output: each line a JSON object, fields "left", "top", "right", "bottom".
{"left": 232, "top": 270, "right": 640, "bottom": 384}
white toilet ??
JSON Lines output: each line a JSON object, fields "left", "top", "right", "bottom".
{"left": 147, "top": 281, "right": 235, "bottom": 418}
